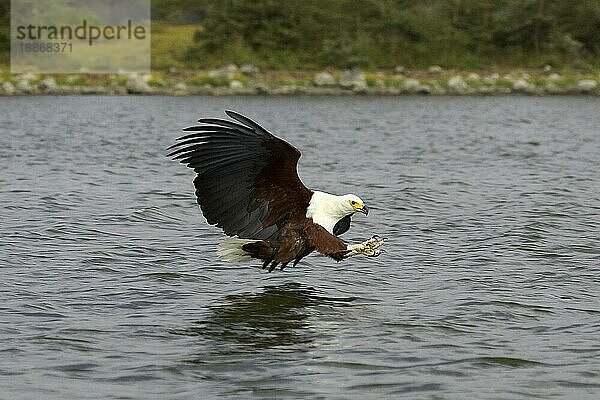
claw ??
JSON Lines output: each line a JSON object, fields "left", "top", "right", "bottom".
{"left": 364, "top": 237, "right": 385, "bottom": 250}
{"left": 367, "top": 249, "right": 382, "bottom": 257}
{"left": 345, "top": 236, "right": 386, "bottom": 258}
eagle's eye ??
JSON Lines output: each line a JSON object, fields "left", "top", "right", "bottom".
{"left": 350, "top": 200, "right": 357, "bottom": 206}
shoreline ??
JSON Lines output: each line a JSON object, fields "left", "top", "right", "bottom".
{"left": 1, "top": 67, "right": 599, "bottom": 96}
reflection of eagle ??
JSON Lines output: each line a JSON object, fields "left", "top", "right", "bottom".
{"left": 169, "top": 111, "right": 384, "bottom": 272}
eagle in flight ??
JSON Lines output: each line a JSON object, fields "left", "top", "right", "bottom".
{"left": 168, "top": 110, "right": 385, "bottom": 272}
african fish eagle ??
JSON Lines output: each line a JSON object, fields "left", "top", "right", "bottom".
{"left": 168, "top": 110, "right": 385, "bottom": 272}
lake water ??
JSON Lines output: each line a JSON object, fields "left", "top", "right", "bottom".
{"left": 1, "top": 95, "right": 599, "bottom": 399}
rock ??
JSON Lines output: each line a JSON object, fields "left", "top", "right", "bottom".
{"left": 126, "top": 73, "right": 150, "bottom": 94}
{"left": 431, "top": 85, "right": 447, "bottom": 95}
{"left": 402, "top": 78, "right": 421, "bottom": 92}
{"left": 81, "top": 86, "right": 108, "bottom": 95}
{"left": 313, "top": 71, "right": 336, "bottom": 87}
{"left": 543, "top": 64, "right": 552, "bottom": 72}
{"left": 209, "top": 64, "right": 239, "bottom": 79}
{"left": 2, "top": 81, "right": 15, "bottom": 95}
{"left": 512, "top": 79, "right": 533, "bottom": 92}
{"left": 38, "top": 77, "right": 57, "bottom": 91}
{"left": 467, "top": 72, "right": 480, "bottom": 81}
{"left": 110, "top": 87, "right": 127, "bottom": 95}
{"left": 240, "top": 64, "right": 259, "bottom": 76}
{"left": 548, "top": 73, "right": 561, "bottom": 81}
{"left": 272, "top": 85, "right": 298, "bottom": 95}
{"left": 530, "top": 86, "right": 545, "bottom": 95}
{"left": 173, "top": 82, "right": 187, "bottom": 91}
{"left": 477, "top": 86, "right": 494, "bottom": 95}
{"left": 482, "top": 73, "right": 499, "bottom": 85}
{"left": 417, "top": 84, "right": 432, "bottom": 94}
{"left": 544, "top": 83, "right": 561, "bottom": 94}
{"left": 21, "top": 72, "right": 38, "bottom": 82}
{"left": 394, "top": 66, "right": 405, "bottom": 74}
{"left": 428, "top": 65, "right": 443, "bottom": 74}
{"left": 352, "top": 82, "right": 368, "bottom": 94}
{"left": 339, "top": 68, "right": 366, "bottom": 89}
{"left": 577, "top": 79, "right": 597, "bottom": 92}
{"left": 16, "top": 79, "right": 32, "bottom": 92}
{"left": 447, "top": 75, "right": 468, "bottom": 93}
{"left": 253, "top": 83, "right": 269, "bottom": 94}
{"left": 229, "top": 80, "right": 244, "bottom": 89}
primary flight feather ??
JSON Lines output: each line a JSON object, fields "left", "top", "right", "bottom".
{"left": 168, "top": 110, "right": 384, "bottom": 272}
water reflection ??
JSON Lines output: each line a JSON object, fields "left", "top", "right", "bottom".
{"left": 178, "top": 282, "right": 355, "bottom": 351}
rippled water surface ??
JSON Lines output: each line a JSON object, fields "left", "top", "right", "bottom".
{"left": 1, "top": 95, "right": 599, "bottom": 399}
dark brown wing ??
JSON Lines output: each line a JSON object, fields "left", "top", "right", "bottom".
{"left": 168, "top": 110, "right": 312, "bottom": 239}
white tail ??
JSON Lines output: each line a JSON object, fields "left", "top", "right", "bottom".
{"left": 217, "top": 238, "right": 255, "bottom": 262}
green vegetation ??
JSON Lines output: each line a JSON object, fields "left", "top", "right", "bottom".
{"left": 1, "top": 0, "right": 599, "bottom": 73}
{"left": 0, "top": 0, "right": 8, "bottom": 62}
{"left": 186, "top": 0, "right": 600, "bottom": 70}
{"left": 151, "top": 23, "right": 203, "bottom": 70}
{"left": 188, "top": 72, "right": 230, "bottom": 87}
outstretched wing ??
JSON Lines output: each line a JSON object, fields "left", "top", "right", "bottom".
{"left": 168, "top": 110, "right": 312, "bottom": 239}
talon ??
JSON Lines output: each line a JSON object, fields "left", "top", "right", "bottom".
{"left": 365, "top": 238, "right": 385, "bottom": 251}
{"left": 347, "top": 237, "right": 386, "bottom": 258}
{"left": 368, "top": 249, "right": 382, "bottom": 257}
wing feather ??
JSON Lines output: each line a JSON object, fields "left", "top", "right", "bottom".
{"left": 170, "top": 110, "right": 311, "bottom": 240}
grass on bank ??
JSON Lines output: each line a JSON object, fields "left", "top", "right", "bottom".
{"left": 151, "top": 23, "right": 202, "bottom": 71}
{"left": 0, "top": 24, "right": 200, "bottom": 73}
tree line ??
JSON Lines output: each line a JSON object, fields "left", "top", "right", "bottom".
{"left": 2, "top": 0, "right": 599, "bottom": 70}
{"left": 184, "top": 0, "right": 600, "bottom": 69}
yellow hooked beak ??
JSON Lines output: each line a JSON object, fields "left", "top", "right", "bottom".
{"left": 356, "top": 204, "right": 369, "bottom": 215}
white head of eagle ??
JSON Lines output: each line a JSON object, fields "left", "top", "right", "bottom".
{"left": 168, "top": 110, "right": 384, "bottom": 272}
{"left": 306, "top": 192, "right": 368, "bottom": 235}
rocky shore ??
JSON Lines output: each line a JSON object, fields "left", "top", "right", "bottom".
{"left": 1, "top": 64, "right": 599, "bottom": 96}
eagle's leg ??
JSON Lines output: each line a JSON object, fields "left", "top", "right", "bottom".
{"left": 345, "top": 236, "right": 386, "bottom": 258}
